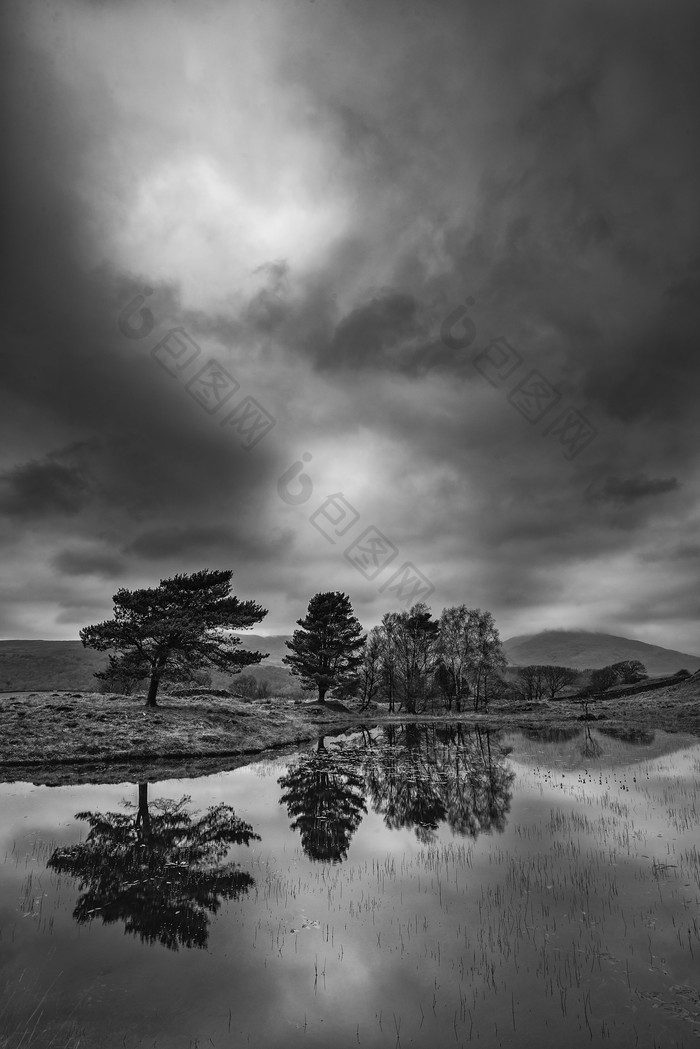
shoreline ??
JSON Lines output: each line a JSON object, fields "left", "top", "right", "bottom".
{"left": 1, "top": 676, "right": 699, "bottom": 786}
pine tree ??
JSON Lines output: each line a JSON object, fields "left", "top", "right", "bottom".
{"left": 283, "top": 592, "right": 365, "bottom": 703}
{"left": 80, "top": 569, "right": 267, "bottom": 707}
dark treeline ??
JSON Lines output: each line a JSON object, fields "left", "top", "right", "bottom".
{"left": 78, "top": 569, "right": 653, "bottom": 710}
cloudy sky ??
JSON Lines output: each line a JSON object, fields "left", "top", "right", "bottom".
{"left": 1, "top": 0, "right": 699, "bottom": 652}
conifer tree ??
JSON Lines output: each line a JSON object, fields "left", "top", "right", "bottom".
{"left": 284, "top": 592, "right": 365, "bottom": 703}
{"left": 80, "top": 569, "right": 267, "bottom": 707}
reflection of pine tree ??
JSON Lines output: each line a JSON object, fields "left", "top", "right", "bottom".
{"left": 47, "top": 784, "right": 259, "bottom": 950}
{"left": 278, "top": 738, "right": 367, "bottom": 862}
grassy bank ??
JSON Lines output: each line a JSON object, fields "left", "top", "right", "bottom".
{"left": 0, "top": 691, "right": 353, "bottom": 781}
{"left": 1, "top": 674, "right": 698, "bottom": 785}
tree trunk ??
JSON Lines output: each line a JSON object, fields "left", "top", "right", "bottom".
{"left": 318, "top": 684, "right": 327, "bottom": 703}
{"left": 135, "top": 782, "right": 151, "bottom": 842}
{"left": 146, "top": 673, "right": 160, "bottom": 707}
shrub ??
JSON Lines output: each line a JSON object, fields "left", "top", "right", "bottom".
{"left": 236, "top": 675, "right": 259, "bottom": 699}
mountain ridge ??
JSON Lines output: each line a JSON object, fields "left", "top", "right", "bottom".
{"left": 0, "top": 635, "right": 290, "bottom": 692}
{"left": 502, "top": 629, "right": 700, "bottom": 675}
{"left": 1, "top": 630, "right": 698, "bottom": 691}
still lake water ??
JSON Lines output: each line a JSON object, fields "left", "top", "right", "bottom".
{"left": 1, "top": 724, "right": 699, "bottom": 1048}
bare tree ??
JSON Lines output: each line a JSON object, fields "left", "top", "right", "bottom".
{"left": 540, "top": 665, "right": 580, "bottom": 699}
{"left": 515, "top": 665, "right": 547, "bottom": 703}
{"left": 357, "top": 626, "right": 385, "bottom": 709}
{"left": 434, "top": 605, "right": 473, "bottom": 712}
{"left": 380, "top": 612, "right": 399, "bottom": 713}
{"left": 388, "top": 603, "right": 439, "bottom": 714}
{"left": 464, "top": 609, "right": 506, "bottom": 712}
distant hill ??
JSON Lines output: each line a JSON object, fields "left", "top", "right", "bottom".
{"left": 0, "top": 634, "right": 292, "bottom": 693}
{"left": 503, "top": 630, "right": 700, "bottom": 676}
{"left": 5, "top": 630, "right": 697, "bottom": 694}
{"left": 233, "top": 634, "right": 290, "bottom": 665}
{"left": 0, "top": 641, "right": 108, "bottom": 692}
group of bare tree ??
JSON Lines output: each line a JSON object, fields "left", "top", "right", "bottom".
{"left": 352, "top": 603, "right": 507, "bottom": 714}
{"left": 511, "top": 658, "right": 649, "bottom": 703}
{"left": 512, "top": 663, "right": 580, "bottom": 702}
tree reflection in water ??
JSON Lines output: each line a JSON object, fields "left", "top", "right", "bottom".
{"left": 580, "top": 724, "right": 604, "bottom": 759}
{"left": 47, "top": 783, "right": 259, "bottom": 950}
{"left": 598, "top": 725, "right": 655, "bottom": 746}
{"left": 278, "top": 736, "right": 367, "bottom": 862}
{"left": 363, "top": 724, "right": 445, "bottom": 842}
{"left": 365, "top": 725, "right": 515, "bottom": 843}
{"left": 280, "top": 725, "right": 515, "bottom": 858}
{"left": 523, "top": 725, "right": 582, "bottom": 744}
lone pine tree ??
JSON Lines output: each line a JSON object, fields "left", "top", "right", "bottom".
{"left": 80, "top": 569, "right": 267, "bottom": 707}
{"left": 283, "top": 591, "right": 365, "bottom": 703}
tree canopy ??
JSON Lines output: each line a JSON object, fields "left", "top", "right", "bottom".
{"left": 80, "top": 569, "right": 268, "bottom": 706}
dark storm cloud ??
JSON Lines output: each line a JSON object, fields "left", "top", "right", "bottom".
{"left": 127, "top": 525, "right": 238, "bottom": 560}
{"left": 320, "top": 291, "right": 418, "bottom": 371}
{"left": 665, "top": 258, "right": 700, "bottom": 303}
{"left": 304, "top": 288, "right": 479, "bottom": 378}
{"left": 239, "top": 0, "right": 700, "bottom": 456}
{"left": 0, "top": 28, "right": 285, "bottom": 571}
{"left": 588, "top": 474, "right": 682, "bottom": 506}
{"left": 0, "top": 421, "right": 280, "bottom": 533}
{"left": 1, "top": 0, "right": 698, "bottom": 648}
{"left": 127, "top": 523, "right": 294, "bottom": 562}
{"left": 0, "top": 453, "right": 92, "bottom": 518}
{"left": 0, "top": 20, "right": 283, "bottom": 480}
{"left": 53, "top": 548, "right": 126, "bottom": 579}
{"left": 641, "top": 542, "right": 700, "bottom": 565}
{"left": 621, "top": 578, "right": 700, "bottom": 630}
